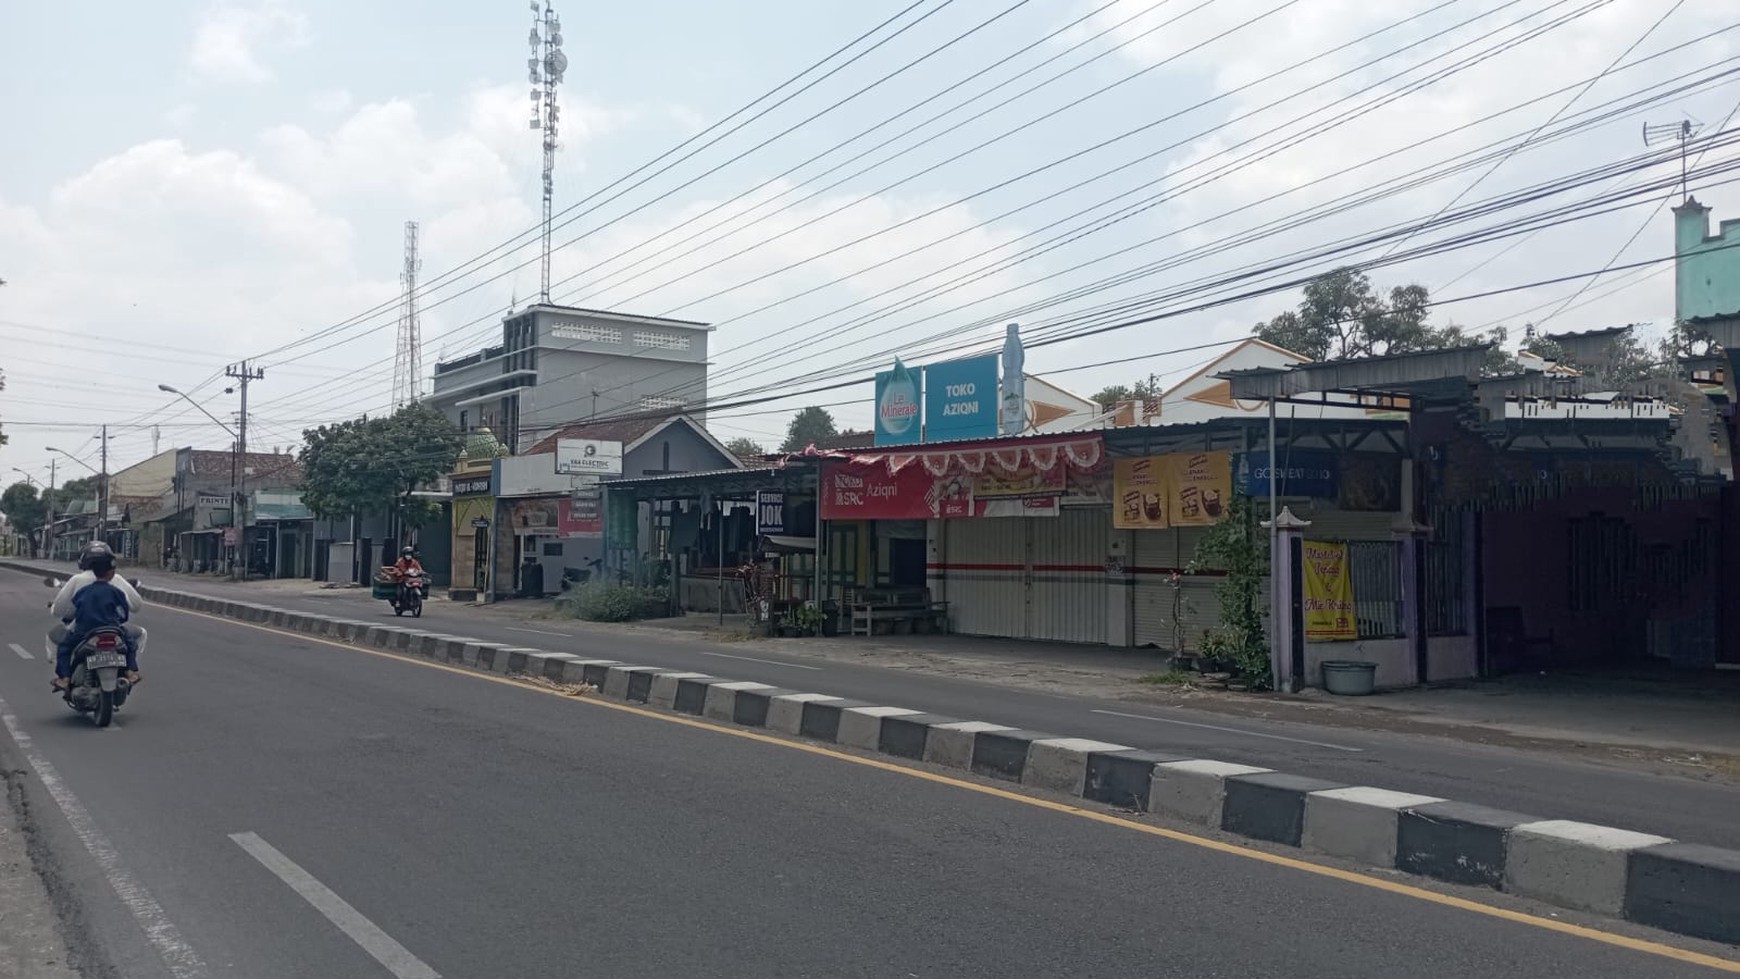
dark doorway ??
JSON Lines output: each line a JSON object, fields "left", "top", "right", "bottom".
{"left": 888, "top": 537, "right": 926, "bottom": 589}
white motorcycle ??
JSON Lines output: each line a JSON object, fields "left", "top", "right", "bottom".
{"left": 44, "top": 576, "right": 139, "bottom": 728}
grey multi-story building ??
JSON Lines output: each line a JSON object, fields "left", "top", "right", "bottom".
{"left": 429, "top": 304, "right": 712, "bottom": 451}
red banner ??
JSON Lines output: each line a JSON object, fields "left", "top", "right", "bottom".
{"left": 822, "top": 462, "right": 937, "bottom": 519}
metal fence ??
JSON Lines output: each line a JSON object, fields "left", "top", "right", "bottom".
{"left": 1346, "top": 540, "right": 1404, "bottom": 639}
{"left": 1424, "top": 538, "right": 1466, "bottom": 636}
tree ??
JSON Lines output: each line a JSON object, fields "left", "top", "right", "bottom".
{"left": 300, "top": 403, "right": 464, "bottom": 534}
{"left": 780, "top": 406, "right": 838, "bottom": 452}
{"left": 1253, "top": 268, "right": 1503, "bottom": 366}
{"left": 1090, "top": 373, "right": 1164, "bottom": 409}
{"left": 0, "top": 368, "right": 7, "bottom": 446}
{"left": 0, "top": 481, "right": 45, "bottom": 541}
{"left": 724, "top": 436, "right": 766, "bottom": 460}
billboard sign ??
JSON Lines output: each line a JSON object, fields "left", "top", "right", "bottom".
{"left": 923, "top": 355, "right": 999, "bottom": 442}
{"left": 874, "top": 359, "right": 922, "bottom": 446}
{"left": 755, "top": 490, "right": 786, "bottom": 535}
{"left": 555, "top": 438, "right": 624, "bottom": 475}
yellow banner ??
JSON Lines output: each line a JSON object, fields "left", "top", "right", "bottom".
{"left": 1160, "top": 451, "right": 1231, "bottom": 526}
{"left": 1301, "top": 539, "right": 1358, "bottom": 641}
{"left": 1113, "top": 456, "right": 1168, "bottom": 529}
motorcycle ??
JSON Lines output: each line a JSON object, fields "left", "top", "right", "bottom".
{"left": 375, "top": 567, "right": 428, "bottom": 617}
{"left": 43, "top": 575, "right": 140, "bottom": 728}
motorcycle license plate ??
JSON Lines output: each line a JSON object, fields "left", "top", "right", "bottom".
{"left": 83, "top": 651, "right": 126, "bottom": 670}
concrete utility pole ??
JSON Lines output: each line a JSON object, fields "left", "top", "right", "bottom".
{"left": 98, "top": 425, "right": 109, "bottom": 544}
{"left": 46, "top": 458, "right": 56, "bottom": 560}
{"left": 226, "top": 361, "right": 265, "bottom": 579}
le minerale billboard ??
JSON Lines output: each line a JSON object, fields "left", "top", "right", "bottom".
{"left": 874, "top": 359, "right": 923, "bottom": 446}
{"left": 923, "top": 355, "right": 999, "bottom": 442}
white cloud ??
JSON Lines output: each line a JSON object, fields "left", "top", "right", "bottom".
{"left": 164, "top": 103, "right": 198, "bottom": 129}
{"left": 188, "top": 0, "right": 310, "bottom": 83}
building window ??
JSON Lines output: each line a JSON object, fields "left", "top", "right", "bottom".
{"left": 634, "top": 331, "right": 691, "bottom": 350}
{"left": 1345, "top": 540, "right": 1404, "bottom": 639}
{"left": 550, "top": 321, "right": 622, "bottom": 344}
{"left": 458, "top": 410, "right": 469, "bottom": 432}
{"left": 638, "top": 395, "right": 685, "bottom": 411}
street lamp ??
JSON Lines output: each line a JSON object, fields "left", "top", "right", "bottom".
{"left": 45, "top": 446, "right": 104, "bottom": 551}
{"left": 158, "top": 382, "right": 242, "bottom": 574}
{"left": 10, "top": 468, "right": 39, "bottom": 487}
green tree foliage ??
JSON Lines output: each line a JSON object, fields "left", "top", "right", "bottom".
{"left": 1253, "top": 268, "right": 1506, "bottom": 371}
{"left": 780, "top": 406, "right": 838, "bottom": 452}
{"left": 1191, "top": 493, "right": 1272, "bottom": 689}
{"left": 1090, "top": 373, "right": 1164, "bottom": 409}
{"left": 724, "top": 436, "right": 766, "bottom": 459}
{"left": 300, "top": 403, "right": 464, "bottom": 527}
{"left": 0, "top": 481, "right": 45, "bottom": 538}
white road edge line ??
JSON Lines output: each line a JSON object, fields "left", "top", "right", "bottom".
{"left": 1089, "top": 709, "right": 1365, "bottom": 753}
{"left": 0, "top": 693, "right": 211, "bottom": 979}
{"left": 698, "top": 650, "right": 824, "bottom": 671}
{"left": 504, "top": 626, "right": 574, "bottom": 638}
{"left": 8, "top": 642, "right": 32, "bottom": 660}
{"left": 229, "top": 831, "right": 441, "bottom": 979}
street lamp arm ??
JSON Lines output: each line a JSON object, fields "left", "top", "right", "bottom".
{"left": 43, "top": 449, "right": 101, "bottom": 476}
{"left": 157, "top": 385, "right": 240, "bottom": 439}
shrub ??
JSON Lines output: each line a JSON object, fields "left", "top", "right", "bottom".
{"left": 562, "top": 581, "right": 670, "bottom": 622}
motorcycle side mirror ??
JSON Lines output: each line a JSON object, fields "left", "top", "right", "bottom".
{"left": 128, "top": 578, "right": 142, "bottom": 588}
{"left": 43, "top": 575, "right": 61, "bottom": 588}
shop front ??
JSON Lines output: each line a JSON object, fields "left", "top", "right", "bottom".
{"left": 820, "top": 434, "right": 1113, "bottom": 644}
{"left": 447, "top": 469, "right": 498, "bottom": 602}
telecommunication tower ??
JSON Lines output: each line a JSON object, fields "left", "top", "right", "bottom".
{"left": 528, "top": 0, "right": 568, "bottom": 303}
{"left": 393, "top": 220, "right": 423, "bottom": 408}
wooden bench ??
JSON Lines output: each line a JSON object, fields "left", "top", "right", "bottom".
{"left": 849, "top": 588, "right": 949, "bottom": 636}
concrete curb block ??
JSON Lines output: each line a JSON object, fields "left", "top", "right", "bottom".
{"left": 9, "top": 558, "right": 1733, "bottom": 947}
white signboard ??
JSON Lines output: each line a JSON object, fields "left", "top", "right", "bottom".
{"left": 555, "top": 438, "right": 623, "bottom": 476}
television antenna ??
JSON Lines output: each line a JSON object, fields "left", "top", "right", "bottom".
{"left": 1644, "top": 118, "right": 1703, "bottom": 202}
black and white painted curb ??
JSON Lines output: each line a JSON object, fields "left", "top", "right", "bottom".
{"left": 6, "top": 563, "right": 1737, "bottom": 948}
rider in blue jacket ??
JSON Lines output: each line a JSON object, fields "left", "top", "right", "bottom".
{"left": 49, "top": 542, "right": 145, "bottom": 692}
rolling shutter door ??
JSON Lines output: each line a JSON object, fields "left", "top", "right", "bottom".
{"left": 1132, "top": 526, "right": 1222, "bottom": 652}
{"left": 1028, "top": 508, "right": 1109, "bottom": 644}
{"left": 940, "top": 516, "right": 1026, "bottom": 639}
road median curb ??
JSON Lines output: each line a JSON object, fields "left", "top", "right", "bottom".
{"left": 4, "top": 560, "right": 1735, "bottom": 948}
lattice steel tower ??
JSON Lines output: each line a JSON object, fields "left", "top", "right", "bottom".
{"left": 393, "top": 220, "right": 423, "bottom": 408}
{"left": 528, "top": 0, "right": 567, "bottom": 303}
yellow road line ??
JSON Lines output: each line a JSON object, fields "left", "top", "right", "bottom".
{"left": 161, "top": 603, "right": 1740, "bottom": 973}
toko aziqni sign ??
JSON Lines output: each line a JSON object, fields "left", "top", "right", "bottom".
{"left": 874, "top": 359, "right": 922, "bottom": 446}
{"left": 923, "top": 355, "right": 999, "bottom": 442}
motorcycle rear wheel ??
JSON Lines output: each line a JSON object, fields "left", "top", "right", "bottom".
{"left": 94, "top": 690, "right": 113, "bottom": 728}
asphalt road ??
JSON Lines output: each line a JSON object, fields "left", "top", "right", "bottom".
{"left": 1, "top": 569, "right": 1737, "bottom": 978}
{"left": 97, "top": 569, "right": 1740, "bottom": 851}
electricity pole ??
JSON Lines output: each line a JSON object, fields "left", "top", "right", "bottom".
{"left": 226, "top": 361, "right": 265, "bottom": 579}
{"left": 97, "top": 425, "right": 109, "bottom": 544}
{"left": 45, "top": 458, "right": 56, "bottom": 560}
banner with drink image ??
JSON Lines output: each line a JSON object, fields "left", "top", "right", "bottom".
{"left": 1112, "top": 451, "right": 1232, "bottom": 529}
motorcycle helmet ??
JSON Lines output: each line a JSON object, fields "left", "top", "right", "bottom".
{"left": 78, "top": 541, "right": 116, "bottom": 573}
{"left": 401, "top": 546, "right": 415, "bottom": 557}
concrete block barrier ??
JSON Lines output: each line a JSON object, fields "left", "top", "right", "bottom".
{"left": 923, "top": 721, "right": 1012, "bottom": 770}
{"left": 1623, "top": 842, "right": 1740, "bottom": 944}
{"left": 700, "top": 681, "right": 776, "bottom": 723}
{"left": 1152, "top": 760, "right": 1273, "bottom": 826}
{"left": 1220, "top": 773, "right": 1345, "bottom": 846}
{"left": 1504, "top": 820, "right": 1673, "bottom": 916}
{"left": 836, "top": 706, "right": 922, "bottom": 752}
{"left": 798, "top": 699, "right": 875, "bottom": 742}
{"left": 14, "top": 561, "right": 1738, "bottom": 950}
{"left": 766, "top": 693, "right": 841, "bottom": 735}
{"left": 1397, "top": 801, "right": 1532, "bottom": 888}
{"left": 673, "top": 677, "right": 722, "bottom": 715}
{"left": 1083, "top": 750, "right": 1185, "bottom": 811}
{"left": 1023, "top": 739, "right": 1134, "bottom": 797}
{"left": 876, "top": 713, "right": 962, "bottom": 761}
{"left": 969, "top": 729, "right": 1060, "bottom": 783}
{"left": 647, "top": 672, "right": 711, "bottom": 710}
{"left": 1302, "top": 787, "right": 1444, "bottom": 867}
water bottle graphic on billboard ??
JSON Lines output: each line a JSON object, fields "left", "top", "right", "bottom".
{"left": 874, "top": 358, "right": 922, "bottom": 446}
{"left": 999, "top": 322, "right": 1025, "bottom": 437}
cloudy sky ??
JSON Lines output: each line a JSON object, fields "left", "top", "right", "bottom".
{"left": 2, "top": 0, "right": 1737, "bottom": 481}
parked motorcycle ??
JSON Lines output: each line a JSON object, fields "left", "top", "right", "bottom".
{"left": 43, "top": 575, "right": 139, "bottom": 728}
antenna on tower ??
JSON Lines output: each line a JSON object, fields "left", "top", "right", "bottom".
{"left": 393, "top": 220, "right": 423, "bottom": 408}
{"left": 152, "top": 425, "right": 161, "bottom": 456}
{"left": 1644, "top": 118, "right": 1704, "bottom": 202}
{"left": 528, "top": 0, "right": 567, "bottom": 304}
